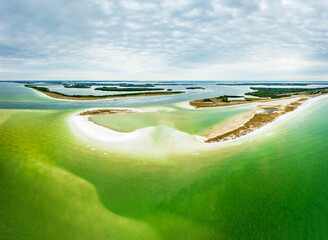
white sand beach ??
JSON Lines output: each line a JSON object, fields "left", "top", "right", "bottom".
{"left": 69, "top": 108, "right": 212, "bottom": 158}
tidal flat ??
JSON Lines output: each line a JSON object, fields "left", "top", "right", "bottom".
{"left": 1, "top": 82, "right": 328, "bottom": 240}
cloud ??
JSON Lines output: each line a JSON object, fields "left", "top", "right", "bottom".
{"left": 121, "top": 0, "right": 156, "bottom": 11}
{"left": 96, "top": 0, "right": 114, "bottom": 14}
{"left": 0, "top": 0, "right": 327, "bottom": 80}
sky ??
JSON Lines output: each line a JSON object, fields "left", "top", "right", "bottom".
{"left": 0, "top": 0, "right": 328, "bottom": 81}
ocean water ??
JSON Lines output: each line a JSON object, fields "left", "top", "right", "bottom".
{"left": 1, "top": 82, "right": 328, "bottom": 239}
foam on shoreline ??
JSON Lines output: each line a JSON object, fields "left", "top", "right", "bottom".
{"left": 69, "top": 107, "right": 212, "bottom": 157}
{"left": 208, "top": 94, "right": 328, "bottom": 146}
{"left": 174, "top": 101, "right": 196, "bottom": 109}
{"left": 31, "top": 88, "right": 113, "bottom": 102}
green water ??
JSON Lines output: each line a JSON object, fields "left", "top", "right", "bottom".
{"left": 1, "top": 85, "right": 328, "bottom": 239}
{"left": 0, "top": 83, "right": 59, "bottom": 102}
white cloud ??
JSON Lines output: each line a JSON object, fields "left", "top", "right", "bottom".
{"left": 184, "top": 8, "right": 202, "bottom": 17}
{"left": 161, "top": 0, "right": 192, "bottom": 11}
{"left": 121, "top": 0, "right": 156, "bottom": 10}
{"left": 0, "top": 0, "right": 327, "bottom": 80}
{"left": 125, "top": 22, "right": 143, "bottom": 29}
{"left": 95, "top": 0, "right": 114, "bottom": 14}
{"left": 210, "top": 0, "right": 240, "bottom": 16}
{"left": 96, "top": 30, "right": 108, "bottom": 35}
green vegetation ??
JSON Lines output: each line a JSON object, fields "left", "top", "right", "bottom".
{"left": 95, "top": 87, "right": 164, "bottom": 91}
{"left": 119, "top": 83, "right": 155, "bottom": 87}
{"left": 221, "top": 96, "right": 228, "bottom": 102}
{"left": 217, "top": 83, "right": 309, "bottom": 86}
{"left": 63, "top": 83, "right": 91, "bottom": 88}
{"left": 245, "top": 97, "right": 258, "bottom": 101}
{"left": 186, "top": 87, "right": 205, "bottom": 90}
{"left": 25, "top": 86, "right": 49, "bottom": 92}
{"left": 219, "top": 95, "right": 244, "bottom": 102}
{"left": 191, "top": 95, "right": 246, "bottom": 108}
{"left": 246, "top": 87, "right": 328, "bottom": 98}
{"left": 155, "top": 83, "right": 194, "bottom": 85}
{"left": 200, "top": 95, "right": 244, "bottom": 103}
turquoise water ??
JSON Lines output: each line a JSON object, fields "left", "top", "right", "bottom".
{"left": 0, "top": 82, "right": 252, "bottom": 109}
{"left": 1, "top": 82, "right": 328, "bottom": 239}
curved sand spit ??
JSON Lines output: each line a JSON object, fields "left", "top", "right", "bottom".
{"left": 69, "top": 108, "right": 210, "bottom": 156}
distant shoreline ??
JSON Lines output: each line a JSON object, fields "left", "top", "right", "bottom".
{"left": 25, "top": 85, "right": 185, "bottom": 101}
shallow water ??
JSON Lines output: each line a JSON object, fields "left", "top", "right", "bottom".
{"left": 1, "top": 82, "right": 328, "bottom": 240}
{"left": 89, "top": 104, "right": 256, "bottom": 135}
{"left": 262, "top": 107, "right": 278, "bottom": 113}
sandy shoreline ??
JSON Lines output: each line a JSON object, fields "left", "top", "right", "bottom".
{"left": 204, "top": 110, "right": 255, "bottom": 139}
{"left": 69, "top": 107, "right": 210, "bottom": 156}
{"left": 209, "top": 94, "right": 328, "bottom": 145}
{"left": 206, "top": 97, "right": 308, "bottom": 142}
{"left": 29, "top": 86, "right": 184, "bottom": 101}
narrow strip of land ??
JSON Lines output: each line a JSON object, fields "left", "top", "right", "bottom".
{"left": 26, "top": 85, "right": 185, "bottom": 100}
{"left": 206, "top": 98, "right": 308, "bottom": 143}
{"left": 246, "top": 87, "right": 328, "bottom": 98}
{"left": 190, "top": 87, "right": 328, "bottom": 108}
{"left": 79, "top": 109, "right": 136, "bottom": 116}
{"left": 94, "top": 87, "right": 165, "bottom": 91}
{"left": 190, "top": 87, "right": 328, "bottom": 143}
{"left": 190, "top": 96, "right": 264, "bottom": 108}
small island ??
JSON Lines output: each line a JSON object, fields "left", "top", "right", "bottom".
{"left": 190, "top": 95, "right": 252, "bottom": 108}
{"left": 64, "top": 83, "right": 91, "bottom": 88}
{"left": 79, "top": 109, "right": 136, "bottom": 116}
{"left": 216, "top": 83, "right": 309, "bottom": 86}
{"left": 246, "top": 87, "right": 328, "bottom": 98}
{"left": 95, "top": 87, "right": 165, "bottom": 91}
{"left": 186, "top": 87, "right": 205, "bottom": 90}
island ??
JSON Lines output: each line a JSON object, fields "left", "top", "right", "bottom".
{"left": 79, "top": 109, "right": 135, "bottom": 116}
{"left": 216, "top": 83, "right": 310, "bottom": 86}
{"left": 206, "top": 98, "right": 308, "bottom": 142}
{"left": 94, "top": 87, "right": 165, "bottom": 91}
{"left": 190, "top": 87, "right": 328, "bottom": 108}
{"left": 189, "top": 87, "right": 328, "bottom": 143}
{"left": 190, "top": 95, "right": 252, "bottom": 108}
{"left": 246, "top": 87, "right": 328, "bottom": 98}
{"left": 64, "top": 83, "right": 91, "bottom": 88}
{"left": 186, "top": 87, "right": 205, "bottom": 90}
{"left": 25, "top": 85, "right": 185, "bottom": 100}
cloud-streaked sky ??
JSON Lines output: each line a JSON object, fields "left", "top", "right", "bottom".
{"left": 0, "top": 0, "right": 328, "bottom": 81}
